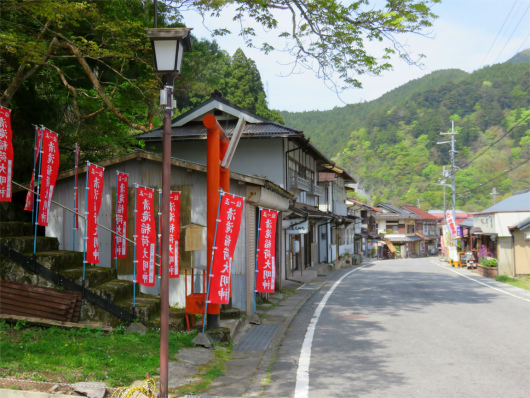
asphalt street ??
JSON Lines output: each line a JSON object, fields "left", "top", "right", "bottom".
{"left": 264, "top": 258, "right": 530, "bottom": 398}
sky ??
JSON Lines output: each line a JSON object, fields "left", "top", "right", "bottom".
{"left": 180, "top": 1, "right": 530, "bottom": 112}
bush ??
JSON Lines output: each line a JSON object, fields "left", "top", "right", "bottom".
{"left": 480, "top": 257, "right": 498, "bottom": 267}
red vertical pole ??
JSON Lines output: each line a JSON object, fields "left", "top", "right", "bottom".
{"left": 204, "top": 114, "right": 221, "bottom": 328}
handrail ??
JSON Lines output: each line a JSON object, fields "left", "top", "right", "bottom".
{"left": 0, "top": 243, "right": 135, "bottom": 322}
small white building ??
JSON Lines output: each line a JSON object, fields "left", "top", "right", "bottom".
{"left": 472, "top": 189, "right": 530, "bottom": 276}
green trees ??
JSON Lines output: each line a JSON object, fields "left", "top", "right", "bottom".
{"left": 283, "top": 60, "right": 530, "bottom": 211}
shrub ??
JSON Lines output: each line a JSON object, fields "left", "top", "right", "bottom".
{"left": 480, "top": 257, "right": 498, "bottom": 267}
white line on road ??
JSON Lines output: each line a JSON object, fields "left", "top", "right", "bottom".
{"left": 294, "top": 264, "right": 370, "bottom": 398}
{"left": 431, "top": 260, "right": 530, "bottom": 303}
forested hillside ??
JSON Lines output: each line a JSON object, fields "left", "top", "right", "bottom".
{"left": 282, "top": 52, "right": 530, "bottom": 212}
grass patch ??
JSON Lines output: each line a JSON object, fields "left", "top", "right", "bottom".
{"left": 170, "top": 346, "right": 231, "bottom": 396}
{"left": 0, "top": 320, "right": 196, "bottom": 387}
{"left": 495, "top": 275, "right": 530, "bottom": 291}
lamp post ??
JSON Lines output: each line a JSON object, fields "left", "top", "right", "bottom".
{"left": 145, "top": 27, "right": 192, "bottom": 398}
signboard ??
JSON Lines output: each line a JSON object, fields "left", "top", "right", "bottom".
{"left": 209, "top": 193, "right": 245, "bottom": 305}
{"left": 256, "top": 208, "right": 279, "bottom": 293}
{"left": 85, "top": 164, "right": 104, "bottom": 264}
{"left": 37, "top": 129, "right": 60, "bottom": 226}
{"left": 283, "top": 219, "right": 309, "bottom": 234}
{"left": 445, "top": 211, "right": 457, "bottom": 236}
{"left": 0, "top": 106, "right": 13, "bottom": 202}
{"left": 135, "top": 186, "right": 156, "bottom": 287}
{"left": 113, "top": 172, "right": 128, "bottom": 259}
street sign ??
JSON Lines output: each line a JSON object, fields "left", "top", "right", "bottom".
{"left": 283, "top": 218, "right": 309, "bottom": 234}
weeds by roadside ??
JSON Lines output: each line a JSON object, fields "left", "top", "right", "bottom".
{"left": 495, "top": 275, "right": 530, "bottom": 292}
{"left": 0, "top": 320, "right": 197, "bottom": 387}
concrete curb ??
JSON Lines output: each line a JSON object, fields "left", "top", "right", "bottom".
{"left": 0, "top": 390, "right": 72, "bottom": 398}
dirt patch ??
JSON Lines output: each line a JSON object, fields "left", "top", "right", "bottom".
{"left": 0, "top": 378, "right": 117, "bottom": 397}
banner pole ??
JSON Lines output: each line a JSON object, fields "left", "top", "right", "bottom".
{"left": 82, "top": 162, "right": 89, "bottom": 282}
{"left": 30, "top": 127, "right": 38, "bottom": 243}
{"left": 253, "top": 207, "right": 262, "bottom": 315}
{"left": 202, "top": 190, "right": 224, "bottom": 334}
{"left": 33, "top": 127, "right": 44, "bottom": 255}
{"left": 158, "top": 189, "right": 162, "bottom": 295}
{"left": 114, "top": 171, "right": 118, "bottom": 271}
{"left": 133, "top": 184, "right": 138, "bottom": 310}
{"left": 73, "top": 144, "right": 78, "bottom": 252}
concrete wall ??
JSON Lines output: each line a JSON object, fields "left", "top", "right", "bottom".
{"left": 513, "top": 230, "right": 530, "bottom": 275}
{"left": 497, "top": 237, "right": 513, "bottom": 276}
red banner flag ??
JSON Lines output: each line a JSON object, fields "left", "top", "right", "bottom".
{"left": 0, "top": 106, "right": 14, "bottom": 202}
{"left": 74, "top": 145, "right": 80, "bottom": 230}
{"left": 24, "top": 127, "right": 42, "bottom": 211}
{"left": 169, "top": 192, "right": 181, "bottom": 278}
{"left": 85, "top": 164, "right": 104, "bottom": 263}
{"left": 256, "top": 208, "right": 279, "bottom": 293}
{"left": 209, "top": 193, "right": 245, "bottom": 305}
{"left": 113, "top": 173, "right": 128, "bottom": 259}
{"left": 37, "top": 129, "right": 59, "bottom": 226}
{"left": 136, "top": 186, "right": 156, "bottom": 287}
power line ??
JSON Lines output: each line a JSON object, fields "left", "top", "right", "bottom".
{"left": 481, "top": 0, "right": 518, "bottom": 67}
{"left": 458, "top": 114, "right": 530, "bottom": 170}
{"left": 515, "top": 30, "right": 530, "bottom": 54}
{"left": 459, "top": 158, "right": 530, "bottom": 196}
{"left": 493, "top": 2, "right": 530, "bottom": 64}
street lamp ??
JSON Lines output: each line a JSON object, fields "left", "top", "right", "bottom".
{"left": 145, "top": 27, "right": 191, "bottom": 398}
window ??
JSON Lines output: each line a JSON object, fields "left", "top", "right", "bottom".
{"left": 393, "top": 225, "right": 399, "bottom": 233}
{"left": 423, "top": 224, "right": 429, "bottom": 235}
{"left": 407, "top": 225, "right": 415, "bottom": 234}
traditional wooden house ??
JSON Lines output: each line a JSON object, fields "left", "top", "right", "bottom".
{"left": 136, "top": 93, "right": 357, "bottom": 276}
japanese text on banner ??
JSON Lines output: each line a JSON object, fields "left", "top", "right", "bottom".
{"left": 209, "top": 193, "right": 245, "bottom": 305}
{"left": 86, "top": 164, "right": 104, "bottom": 263}
{"left": 169, "top": 192, "right": 180, "bottom": 278}
{"left": 0, "top": 107, "right": 13, "bottom": 202}
{"left": 24, "top": 128, "right": 42, "bottom": 211}
{"left": 113, "top": 173, "right": 128, "bottom": 259}
{"left": 37, "top": 130, "right": 59, "bottom": 226}
{"left": 135, "top": 186, "right": 156, "bottom": 287}
{"left": 256, "top": 208, "right": 279, "bottom": 293}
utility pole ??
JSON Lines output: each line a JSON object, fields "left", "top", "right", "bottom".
{"left": 490, "top": 187, "right": 499, "bottom": 204}
{"left": 437, "top": 120, "right": 458, "bottom": 221}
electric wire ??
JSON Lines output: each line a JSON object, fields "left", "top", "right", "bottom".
{"left": 458, "top": 158, "right": 530, "bottom": 195}
{"left": 493, "top": 2, "right": 530, "bottom": 64}
{"left": 458, "top": 113, "right": 530, "bottom": 171}
{"left": 480, "top": 0, "right": 518, "bottom": 67}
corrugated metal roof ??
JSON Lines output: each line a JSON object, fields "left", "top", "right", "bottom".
{"left": 137, "top": 120, "right": 301, "bottom": 140}
{"left": 477, "top": 189, "right": 530, "bottom": 214}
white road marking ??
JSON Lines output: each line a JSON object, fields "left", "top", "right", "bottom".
{"left": 294, "top": 264, "right": 370, "bottom": 398}
{"left": 431, "top": 260, "right": 530, "bottom": 303}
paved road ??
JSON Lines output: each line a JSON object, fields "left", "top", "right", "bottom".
{"left": 265, "top": 258, "right": 530, "bottom": 398}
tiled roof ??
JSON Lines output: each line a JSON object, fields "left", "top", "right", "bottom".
{"left": 402, "top": 205, "right": 439, "bottom": 220}
{"left": 375, "top": 203, "right": 418, "bottom": 218}
{"left": 137, "top": 120, "right": 302, "bottom": 140}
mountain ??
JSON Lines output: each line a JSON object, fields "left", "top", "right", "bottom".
{"left": 281, "top": 53, "right": 530, "bottom": 212}
{"left": 507, "top": 48, "right": 530, "bottom": 64}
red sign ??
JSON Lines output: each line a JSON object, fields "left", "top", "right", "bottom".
{"left": 135, "top": 186, "right": 156, "bottom": 287}
{"left": 169, "top": 192, "right": 181, "bottom": 278}
{"left": 85, "top": 164, "right": 104, "bottom": 264}
{"left": 0, "top": 107, "right": 13, "bottom": 202}
{"left": 113, "top": 173, "right": 128, "bottom": 259}
{"left": 24, "top": 128, "right": 42, "bottom": 211}
{"left": 74, "top": 145, "right": 80, "bottom": 230}
{"left": 37, "top": 129, "right": 59, "bottom": 226}
{"left": 446, "top": 211, "right": 457, "bottom": 236}
{"left": 256, "top": 208, "right": 279, "bottom": 293}
{"left": 209, "top": 193, "right": 245, "bottom": 305}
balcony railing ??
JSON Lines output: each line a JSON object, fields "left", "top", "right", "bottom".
{"left": 312, "top": 184, "right": 325, "bottom": 197}
{"left": 290, "top": 175, "right": 312, "bottom": 192}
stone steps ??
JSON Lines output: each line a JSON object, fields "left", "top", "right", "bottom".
{"left": 0, "top": 219, "right": 165, "bottom": 328}
{"left": 0, "top": 235, "right": 60, "bottom": 253}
